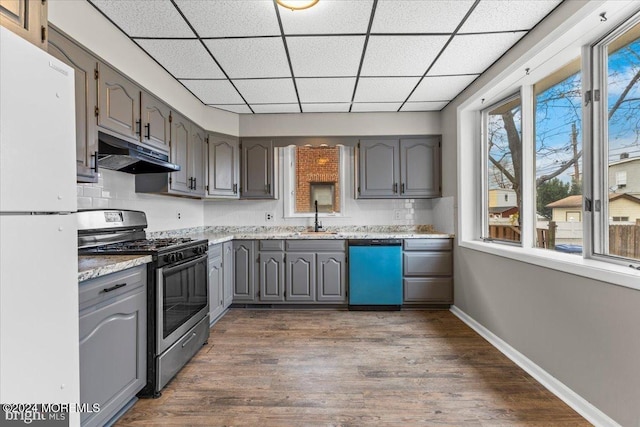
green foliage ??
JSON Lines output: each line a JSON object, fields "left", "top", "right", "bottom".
{"left": 537, "top": 178, "right": 570, "bottom": 219}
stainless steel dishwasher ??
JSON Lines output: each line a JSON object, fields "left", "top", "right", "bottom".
{"left": 348, "top": 239, "right": 403, "bottom": 310}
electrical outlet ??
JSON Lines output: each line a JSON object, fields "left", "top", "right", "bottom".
{"left": 265, "top": 212, "right": 274, "bottom": 222}
{"left": 394, "top": 210, "right": 401, "bottom": 220}
{"left": 177, "top": 211, "right": 182, "bottom": 220}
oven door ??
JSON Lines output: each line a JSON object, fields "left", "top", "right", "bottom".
{"left": 156, "top": 254, "right": 209, "bottom": 354}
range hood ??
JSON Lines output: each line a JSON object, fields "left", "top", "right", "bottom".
{"left": 98, "top": 131, "right": 180, "bottom": 174}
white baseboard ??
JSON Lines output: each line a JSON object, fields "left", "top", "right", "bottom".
{"left": 449, "top": 305, "right": 620, "bottom": 427}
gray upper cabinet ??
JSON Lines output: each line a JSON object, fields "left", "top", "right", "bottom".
{"left": 241, "top": 138, "right": 275, "bottom": 199}
{"left": 97, "top": 62, "right": 141, "bottom": 142}
{"left": 48, "top": 27, "right": 98, "bottom": 183}
{"left": 207, "top": 134, "right": 239, "bottom": 198}
{"left": 169, "top": 112, "right": 190, "bottom": 194}
{"left": 285, "top": 252, "right": 316, "bottom": 302}
{"left": 233, "top": 240, "right": 256, "bottom": 302}
{"left": 316, "top": 252, "right": 347, "bottom": 302}
{"left": 0, "top": 0, "right": 47, "bottom": 49}
{"left": 190, "top": 125, "right": 207, "bottom": 196}
{"left": 357, "top": 137, "right": 441, "bottom": 199}
{"left": 140, "top": 91, "right": 171, "bottom": 152}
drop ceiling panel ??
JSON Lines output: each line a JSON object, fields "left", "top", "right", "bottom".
{"left": 136, "top": 39, "right": 225, "bottom": 79}
{"left": 354, "top": 77, "right": 420, "bottom": 103}
{"left": 361, "top": 36, "right": 449, "bottom": 77}
{"left": 351, "top": 103, "right": 402, "bottom": 112}
{"left": 180, "top": 80, "right": 244, "bottom": 104}
{"left": 460, "top": 0, "right": 561, "bottom": 33}
{"left": 209, "top": 104, "right": 252, "bottom": 114}
{"left": 233, "top": 79, "right": 298, "bottom": 104}
{"left": 251, "top": 104, "right": 301, "bottom": 114}
{"left": 204, "top": 38, "right": 290, "bottom": 79}
{"left": 296, "top": 78, "right": 356, "bottom": 103}
{"left": 408, "top": 75, "right": 478, "bottom": 102}
{"left": 372, "top": 0, "right": 475, "bottom": 34}
{"left": 287, "top": 36, "right": 366, "bottom": 77}
{"left": 89, "top": 0, "right": 195, "bottom": 37}
{"left": 302, "top": 103, "right": 351, "bottom": 113}
{"left": 279, "top": 0, "right": 373, "bottom": 35}
{"left": 401, "top": 101, "right": 449, "bottom": 111}
{"left": 428, "top": 33, "right": 525, "bottom": 76}
{"left": 174, "top": 0, "right": 281, "bottom": 37}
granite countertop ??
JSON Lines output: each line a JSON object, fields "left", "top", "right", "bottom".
{"left": 78, "top": 254, "right": 152, "bottom": 282}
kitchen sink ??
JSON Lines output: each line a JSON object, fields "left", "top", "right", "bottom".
{"left": 296, "top": 231, "right": 339, "bottom": 235}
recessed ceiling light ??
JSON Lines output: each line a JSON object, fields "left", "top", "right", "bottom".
{"left": 276, "top": 0, "right": 319, "bottom": 11}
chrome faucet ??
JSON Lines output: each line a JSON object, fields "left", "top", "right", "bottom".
{"left": 314, "top": 200, "right": 323, "bottom": 232}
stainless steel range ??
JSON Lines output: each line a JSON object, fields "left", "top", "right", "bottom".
{"left": 78, "top": 209, "right": 209, "bottom": 397}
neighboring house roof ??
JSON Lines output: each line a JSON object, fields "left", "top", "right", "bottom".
{"left": 609, "top": 157, "right": 640, "bottom": 167}
{"left": 489, "top": 206, "right": 518, "bottom": 214}
{"left": 546, "top": 193, "right": 640, "bottom": 208}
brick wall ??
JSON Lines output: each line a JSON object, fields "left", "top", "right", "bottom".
{"left": 295, "top": 146, "right": 340, "bottom": 212}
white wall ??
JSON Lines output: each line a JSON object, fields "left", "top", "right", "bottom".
{"left": 443, "top": 1, "right": 640, "bottom": 425}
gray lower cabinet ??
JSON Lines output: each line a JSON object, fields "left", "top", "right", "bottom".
{"left": 316, "top": 252, "right": 347, "bottom": 302}
{"left": 402, "top": 238, "right": 453, "bottom": 305}
{"left": 286, "top": 252, "right": 316, "bottom": 302}
{"left": 258, "top": 251, "right": 285, "bottom": 301}
{"left": 78, "top": 265, "right": 146, "bottom": 427}
{"left": 222, "top": 241, "right": 234, "bottom": 308}
{"left": 233, "top": 240, "right": 256, "bottom": 302}
{"left": 208, "top": 243, "right": 224, "bottom": 323}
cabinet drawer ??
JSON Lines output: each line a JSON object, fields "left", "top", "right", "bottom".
{"left": 403, "top": 238, "right": 452, "bottom": 251}
{"left": 403, "top": 278, "right": 452, "bottom": 303}
{"left": 79, "top": 265, "right": 146, "bottom": 311}
{"left": 208, "top": 242, "right": 222, "bottom": 258}
{"left": 403, "top": 252, "right": 452, "bottom": 276}
{"left": 259, "top": 240, "right": 285, "bottom": 251}
{"left": 286, "top": 240, "right": 345, "bottom": 252}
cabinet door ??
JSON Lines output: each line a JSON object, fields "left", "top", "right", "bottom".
{"left": 233, "top": 241, "right": 255, "bottom": 302}
{"left": 208, "top": 134, "right": 239, "bottom": 198}
{"left": 358, "top": 139, "right": 400, "bottom": 198}
{"left": 0, "top": 0, "right": 47, "bottom": 49}
{"left": 169, "top": 112, "right": 190, "bottom": 193}
{"left": 222, "top": 241, "right": 234, "bottom": 308}
{"left": 208, "top": 253, "right": 224, "bottom": 323}
{"left": 400, "top": 137, "right": 441, "bottom": 198}
{"left": 79, "top": 287, "right": 146, "bottom": 427}
{"left": 48, "top": 27, "right": 99, "bottom": 183}
{"left": 258, "top": 252, "right": 285, "bottom": 302}
{"left": 141, "top": 91, "right": 171, "bottom": 152}
{"left": 317, "top": 252, "right": 346, "bottom": 302}
{"left": 241, "top": 139, "right": 274, "bottom": 199}
{"left": 190, "top": 125, "right": 207, "bottom": 196}
{"left": 97, "top": 62, "right": 141, "bottom": 142}
{"left": 285, "top": 252, "right": 316, "bottom": 302}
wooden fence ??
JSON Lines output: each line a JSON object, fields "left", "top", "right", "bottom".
{"left": 609, "top": 224, "right": 640, "bottom": 259}
{"left": 489, "top": 225, "right": 521, "bottom": 242}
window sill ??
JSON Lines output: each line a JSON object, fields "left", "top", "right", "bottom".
{"left": 459, "top": 239, "right": 640, "bottom": 292}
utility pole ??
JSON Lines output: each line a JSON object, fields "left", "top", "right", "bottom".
{"left": 571, "top": 122, "right": 580, "bottom": 193}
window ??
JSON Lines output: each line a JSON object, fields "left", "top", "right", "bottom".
{"left": 283, "top": 145, "right": 347, "bottom": 218}
{"left": 483, "top": 95, "right": 522, "bottom": 243}
{"left": 534, "top": 59, "right": 583, "bottom": 252}
{"left": 594, "top": 18, "right": 640, "bottom": 262}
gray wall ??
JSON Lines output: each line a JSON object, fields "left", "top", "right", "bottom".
{"left": 442, "top": 1, "right": 640, "bottom": 425}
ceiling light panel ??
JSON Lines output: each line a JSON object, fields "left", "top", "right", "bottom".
{"left": 90, "top": 0, "right": 195, "bottom": 38}
{"left": 408, "top": 75, "right": 478, "bottom": 102}
{"left": 302, "top": 103, "right": 351, "bottom": 113}
{"left": 251, "top": 104, "right": 301, "bottom": 114}
{"left": 401, "top": 101, "right": 449, "bottom": 111}
{"left": 428, "top": 33, "right": 525, "bottom": 76}
{"left": 209, "top": 105, "right": 253, "bottom": 114}
{"left": 460, "top": 0, "right": 561, "bottom": 33}
{"left": 174, "top": 0, "right": 281, "bottom": 37}
{"left": 204, "top": 38, "right": 290, "bottom": 79}
{"left": 279, "top": 0, "right": 373, "bottom": 35}
{"left": 296, "top": 78, "right": 356, "bottom": 103}
{"left": 351, "top": 103, "right": 403, "bottom": 112}
{"left": 287, "top": 36, "right": 366, "bottom": 77}
{"left": 354, "top": 77, "right": 420, "bottom": 103}
{"left": 136, "top": 39, "right": 225, "bottom": 79}
{"left": 180, "top": 80, "right": 244, "bottom": 104}
{"left": 371, "top": 0, "right": 475, "bottom": 34}
{"left": 361, "top": 36, "right": 449, "bottom": 77}
{"left": 233, "top": 79, "right": 298, "bottom": 104}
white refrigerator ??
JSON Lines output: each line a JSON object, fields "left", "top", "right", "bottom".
{"left": 0, "top": 26, "right": 80, "bottom": 421}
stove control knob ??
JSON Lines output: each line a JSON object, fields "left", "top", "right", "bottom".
{"left": 177, "top": 252, "right": 184, "bottom": 261}
{"left": 168, "top": 253, "right": 177, "bottom": 263}
{"left": 198, "top": 246, "right": 205, "bottom": 254}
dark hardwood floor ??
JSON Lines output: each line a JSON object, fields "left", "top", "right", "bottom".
{"left": 116, "top": 309, "right": 589, "bottom": 426}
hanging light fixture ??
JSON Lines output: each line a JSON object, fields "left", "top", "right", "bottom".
{"left": 276, "top": 0, "right": 319, "bottom": 11}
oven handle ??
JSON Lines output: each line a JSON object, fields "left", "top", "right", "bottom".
{"left": 161, "top": 254, "right": 208, "bottom": 275}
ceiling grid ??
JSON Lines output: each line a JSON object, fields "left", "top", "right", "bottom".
{"left": 87, "top": 0, "right": 562, "bottom": 114}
